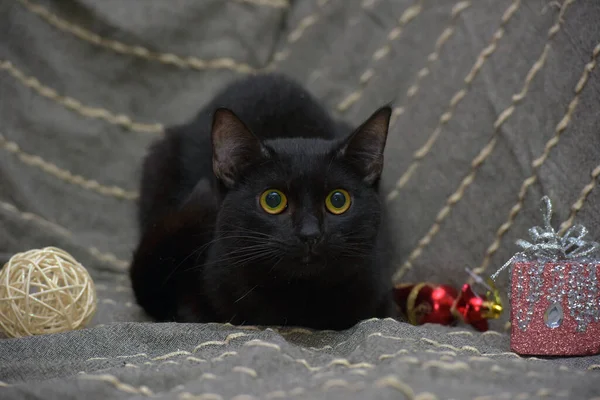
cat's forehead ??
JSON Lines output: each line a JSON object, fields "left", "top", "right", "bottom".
{"left": 265, "top": 137, "right": 334, "bottom": 157}
{"left": 262, "top": 137, "right": 346, "bottom": 184}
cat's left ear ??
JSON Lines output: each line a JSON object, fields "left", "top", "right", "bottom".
{"left": 338, "top": 106, "right": 391, "bottom": 185}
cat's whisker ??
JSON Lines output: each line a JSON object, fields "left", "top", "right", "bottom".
{"left": 234, "top": 284, "right": 259, "bottom": 303}
{"left": 266, "top": 255, "right": 285, "bottom": 275}
{"left": 173, "top": 234, "right": 274, "bottom": 274}
{"left": 189, "top": 245, "right": 283, "bottom": 271}
{"left": 219, "top": 252, "right": 282, "bottom": 272}
{"left": 217, "top": 226, "right": 289, "bottom": 246}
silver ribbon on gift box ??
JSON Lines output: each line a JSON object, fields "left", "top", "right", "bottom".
{"left": 491, "top": 196, "right": 600, "bottom": 332}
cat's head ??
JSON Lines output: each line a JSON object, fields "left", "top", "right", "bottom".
{"left": 210, "top": 106, "right": 391, "bottom": 277}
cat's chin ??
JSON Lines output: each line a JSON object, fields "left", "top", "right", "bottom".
{"left": 278, "top": 256, "right": 335, "bottom": 280}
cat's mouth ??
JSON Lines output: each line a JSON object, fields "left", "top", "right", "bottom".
{"left": 300, "top": 245, "right": 323, "bottom": 265}
{"left": 301, "top": 253, "right": 315, "bottom": 264}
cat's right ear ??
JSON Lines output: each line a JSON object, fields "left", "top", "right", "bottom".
{"left": 211, "top": 108, "right": 267, "bottom": 188}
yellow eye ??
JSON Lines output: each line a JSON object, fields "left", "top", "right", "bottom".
{"left": 325, "top": 189, "right": 351, "bottom": 214}
{"left": 260, "top": 189, "right": 288, "bottom": 214}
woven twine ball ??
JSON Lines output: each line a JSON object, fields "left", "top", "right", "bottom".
{"left": 0, "top": 247, "right": 97, "bottom": 338}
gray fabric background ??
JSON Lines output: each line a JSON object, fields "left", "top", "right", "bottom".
{"left": 1, "top": 0, "right": 600, "bottom": 398}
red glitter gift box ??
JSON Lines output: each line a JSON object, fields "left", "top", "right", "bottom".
{"left": 492, "top": 197, "right": 600, "bottom": 356}
{"left": 509, "top": 260, "right": 600, "bottom": 356}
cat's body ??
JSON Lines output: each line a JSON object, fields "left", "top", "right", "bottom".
{"left": 130, "top": 74, "right": 395, "bottom": 330}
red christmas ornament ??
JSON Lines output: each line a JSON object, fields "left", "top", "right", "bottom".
{"left": 394, "top": 283, "right": 457, "bottom": 326}
{"left": 393, "top": 270, "right": 503, "bottom": 332}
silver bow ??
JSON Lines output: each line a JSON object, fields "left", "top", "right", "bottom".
{"left": 491, "top": 196, "right": 599, "bottom": 281}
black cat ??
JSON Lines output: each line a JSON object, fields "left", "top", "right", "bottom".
{"left": 130, "top": 73, "right": 396, "bottom": 330}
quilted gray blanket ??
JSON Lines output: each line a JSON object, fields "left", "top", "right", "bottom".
{"left": 1, "top": 0, "right": 600, "bottom": 398}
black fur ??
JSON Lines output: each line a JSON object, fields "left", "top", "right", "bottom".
{"left": 130, "top": 73, "right": 395, "bottom": 330}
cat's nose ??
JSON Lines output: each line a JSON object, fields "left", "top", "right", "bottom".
{"left": 299, "top": 231, "right": 321, "bottom": 246}
{"left": 298, "top": 217, "right": 321, "bottom": 245}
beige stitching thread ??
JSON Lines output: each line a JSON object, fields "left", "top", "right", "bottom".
{"left": 588, "top": 364, "right": 600, "bottom": 370}
{"left": 446, "top": 330, "right": 474, "bottom": 336}
{"left": 422, "top": 360, "right": 470, "bottom": 371}
{"left": 266, "top": 0, "right": 332, "bottom": 68}
{"left": 0, "top": 200, "right": 71, "bottom": 237}
{"left": 83, "top": 336, "right": 378, "bottom": 374}
{"left": 193, "top": 332, "right": 249, "bottom": 350}
{"left": 1, "top": 133, "right": 139, "bottom": 201}
{"left": 321, "top": 379, "right": 365, "bottom": 392}
{"left": 348, "top": 368, "right": 369, "bottom": 376}
{"left": 336, "top": 0, "right": 425, "bottom": 112}
{"left": 473, "top": 42, "right": 600, "bottom": 276}
{"left": 393, "top": 0, "right": 575, "bottom": 282}
{"left": 374, "top": 375, "right": 415, "bottom": 398}
{"left": 86, "top": 333, "right": 250, "bottom": 363}
{"left": 153, "top": 350, "right": 193, "bottom": 361}
{"left": 263, "top": 382, "right": 437, "bottom": 400}
{"left": 379, "top": 349, "right": 409, "bottom": 360}
{"left": 82, "top": 364, "right": 423, "bottom": 399}
{"left": 525, "top": 371, "right": 543, "bottom": 378}
{"left": 0, "top": 381, "right": 10, "bottom": 387}
{"left": 394, "top": 355, "right": 420, "bottom": 364}
{"left": 213, "top": 351, "right": 239, "bottom": 361}
{"left": 100, "top": 298, "right": 126, "bottom": 306}
{"left": 232, "top": 366, "right": 258, "bottom": 378}
{"left": 180, "top": 393, "right": 223, "bottom": 400}
{"left": 490, "top": 365, "right": 509, "bottom": 374}
{"left": 368, "top": 331, "right": 417, "bottom": 342}
{"left": 17, "top": 0, "right": 332, "bottom": 75}
{"left": 235, "top": 0, "right": 289, "bottom": 7}
{"left": 84, "top": 337, "right": 241, "bottom": 362}
{"left": 386, "top": 0, "right": 522, "bottom": 202}
{"left": 328, "top": 359, "right": 374, "bottom": 369}
{"left": 425, "top": 349, "right": 457, "bottom": 356}
{"left": 373, "top": 333, "right": 523, "bottom": 361}
{"left": 377, "top": 349, "right": 532, "bottom": 384}
{"left": 0, "top": 60, "right": 163, "bottom": 134}
{"left": 186, "top": 356, "right": 207, "bottom": 363}
{"left": 418, "top": 338, "right": 483, "bottom": 355}
{"left": 275, "top": 327, "right": 314, "bottom": 335}
{"left": 389, "top": 1, "right": 472, "bottom": 126}
{"left": 216, "top": 322, "right": 262, "bottom": 331}
{"left": 0, "top": 200, "right": 129, "bottom": 269}
{"left": 558, "top": 163, "right": 600, "bottom": 235}
{"left": 283, "top": 355, "right": 375, "bottom": 372}
{"left": 243, "top": 339, "right": 281, "bottom": 350}
{"left": 79, "top": 374, "right": 154, "bottom": 396}
{"left": 372, "top": 332, "right": 515, "bottom": 358}
{"left": 16, "top": 0, "right": 257, "bottom": 74}
{"left": 187, "top": 379, "right": 433, "bottom": 400}
{"left": 482, "top": 330, "right": 504, "bottom": 337}
{"left": 415, "top": 394, "right": 439, "bottom": 400}
{"left": 86, "top": 354, "right": 145, "bottom": 362}
{"left": 196, "top": 373, "right": 220, "bottom": 380}
{"left": 79, "top": 342, "right": 574, "bottom": 400}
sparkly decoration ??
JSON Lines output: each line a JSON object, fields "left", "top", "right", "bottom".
{"left": 393, "top": 269, "right": 503, "bottom": 332}
{"left": 492, "top": 196, "right": 600, "bottom": 356}
{"left": 544, "top": 303, "right": 563, "bottom": 329}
